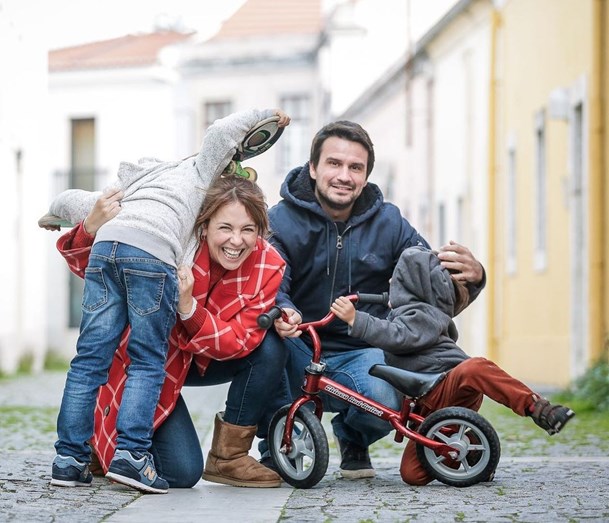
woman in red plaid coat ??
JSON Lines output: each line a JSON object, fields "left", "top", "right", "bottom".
{"left": 56, "top": 176, "right": 286, "bottom": 489}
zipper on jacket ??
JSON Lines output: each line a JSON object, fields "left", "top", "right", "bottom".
{"left": 328, "top": 223, "right": 351, "bottom": 308}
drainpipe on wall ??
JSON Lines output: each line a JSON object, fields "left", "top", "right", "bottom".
{"left": 592, "top": 0, "right": 607, "bottom": 359}
{"left": 486, "top": 7, "right": 500, "bottom": 361}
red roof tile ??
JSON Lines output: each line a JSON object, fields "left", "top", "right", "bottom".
{"left": 213, "top": 0, "right": 322, "bottom": 39}
{"left": 49, "top": 31, "right": 194, "bottom": 72}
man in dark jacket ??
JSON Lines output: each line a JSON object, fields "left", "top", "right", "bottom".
{"left": 258, "top": 121, "right": 485, "bottom": 479}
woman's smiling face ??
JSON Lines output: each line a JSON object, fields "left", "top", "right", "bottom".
{"left": 203, "top": 201, "right": 258, "bottom": 270}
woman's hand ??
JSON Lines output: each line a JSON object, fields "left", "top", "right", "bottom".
{"left": 274, "top": 109, "right": 291, "bottom": 128}
{"left": 177, "top": 264, "right": 195, "bottom": 314}
{"left": 84, "top": 188, "right": 124, "bottom": 236}
{"left": 274, "top": 307, "right": 302, "bottom": 338}
{"left": 331, "top": 297, "right": 356, "bottom": 326}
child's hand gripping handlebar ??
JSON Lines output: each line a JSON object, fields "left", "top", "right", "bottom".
{"left": 256, "top": 292, "right": 389, "bottom": 331}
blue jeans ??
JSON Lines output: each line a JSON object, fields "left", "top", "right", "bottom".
{"left": 149, "top": 335, "right": 287, "bottom": 488}
{"left": 55, "top": 241, "right": 178, "bottom": 462}
{"left": 257, "top": 331, "right": 400, "bottom": 453}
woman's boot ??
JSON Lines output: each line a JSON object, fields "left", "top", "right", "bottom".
{"left": 202, "top": 412, "right": 281, "bottom": 488}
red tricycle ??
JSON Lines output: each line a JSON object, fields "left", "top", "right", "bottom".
{"left": 257, "top": 293, "right": 501, "bottom": 488}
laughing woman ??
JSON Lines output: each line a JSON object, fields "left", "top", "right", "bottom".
{"left": 56, "top": 175, "right": 286, "bottom": 489}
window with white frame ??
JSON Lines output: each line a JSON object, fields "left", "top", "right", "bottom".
{"left": 506, "top": 135, "right": 517, "bottom": 274}
{"left": 279, "top": 95, "right": 310, "bottom": 173}
{"left": 533, "top": 110, "right": 547, "bottom": 271}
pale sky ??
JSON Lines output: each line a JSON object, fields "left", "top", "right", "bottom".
{"left": 3, "top": 0, "right": 456, "bottom": 50}
{"left": 5, "top": 0, "right": 246, "bottom": 49}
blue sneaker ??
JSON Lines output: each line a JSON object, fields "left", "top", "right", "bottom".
{"left": 51, "top": 455, "right": 93, "bottom": 487}
{"left": 106, "top": 449, "right": 169, "bottom": 494}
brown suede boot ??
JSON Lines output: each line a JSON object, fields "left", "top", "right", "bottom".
{"left": 202, "top": 412, "right": 281, "bottom": 488}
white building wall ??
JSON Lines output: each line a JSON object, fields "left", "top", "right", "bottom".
{"left": 328, "top": 59, "right": 408, "bottom": 214}
{"left": 0, "top": 2, "right": 49, "bottom": 373}
{"left": 426, "top": 2, "right": 491, "bottom": 357}
{"left": 405, "top": 63, "right": 434, "bottom": 240}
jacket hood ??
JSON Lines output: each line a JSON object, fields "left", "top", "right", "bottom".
{"left": 389, "top": 246, "right": 457, "bottom": 316}
{"left": 280, "top": 162, "right": 385, "bottom": 225}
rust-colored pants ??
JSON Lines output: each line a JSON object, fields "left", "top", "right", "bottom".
{"left": 400, "top": 357, "right": 536, "bottom": 485}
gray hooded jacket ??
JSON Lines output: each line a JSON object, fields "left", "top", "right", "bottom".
{"left": 349, "top": 246, "right": 470, "bottom": 373}
{"left": 49, "top": 108, "right": 274, "bottom": 267}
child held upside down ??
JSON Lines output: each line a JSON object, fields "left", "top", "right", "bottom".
{"left": 42, "top": 108, "right": 290, "bottom": 493}
{"left": 331, "top": 245, "right": 575, "bottom": 486}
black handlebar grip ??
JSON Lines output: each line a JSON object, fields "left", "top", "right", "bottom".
{"left": 257, "top": 306, "right": 283, "bottom": 329}
{"left": 356, "top": 292, "right": 389, "bottom": 306}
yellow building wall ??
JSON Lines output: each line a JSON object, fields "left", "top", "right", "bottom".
{"left": 589, "top": 0, "right": 608, "bottom": 366}
{"left": 493, "top": 0, "right": 596, "bottom": 386}
{"left": 604, "top": 0, "right": 609, "bottom": 359}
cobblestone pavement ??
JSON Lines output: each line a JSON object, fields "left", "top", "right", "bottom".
{"left": 1, "top": 372, "right": 608, "bottom": 522}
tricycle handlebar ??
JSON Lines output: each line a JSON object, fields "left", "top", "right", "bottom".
{"left": 356, "top": 292, "right": 389, "bottom": 306}
{"left": 257, "top": 306, "right": 283, "bottom": 330}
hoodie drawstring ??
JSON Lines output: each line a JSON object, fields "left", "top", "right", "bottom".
{"left": 326, "top": 225, "right": 330, "bottom": 276}
{"left": 347, "top": 238, "right": 352, "bottom": 293}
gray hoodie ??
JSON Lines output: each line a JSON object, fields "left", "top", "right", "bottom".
{"left": 49, "top": 108, "right": 275, "bottom": 267}
{"left": 349, "top": 246, "right": 470, "bottom": 373}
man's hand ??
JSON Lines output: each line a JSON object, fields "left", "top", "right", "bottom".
{"left": 84, "top": 188, "right": 124, "bottom": 235}
{"left": 274, "top": 307, "right": 302, "bottom": 338}
{"left": 331, "top": 297, "right": 356, "bottom": 326}
{"left": 437, "top": 240, "right": 484, "bottom": 284}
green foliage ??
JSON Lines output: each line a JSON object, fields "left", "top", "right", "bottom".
{"left": 0, "top": 406, "right": 58, "bottom": 450}
{"left": 554, "top": 358, "right": 609, "bottom": 413}
{"left": 44, "top": 351, "right": 69, "bottom": 372}
{"left": 17, "top": 353, "right": 34, "bottom": 374}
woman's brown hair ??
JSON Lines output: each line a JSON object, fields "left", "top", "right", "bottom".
{"left": 194, "top": 175, "right": 270, "bottom": 242}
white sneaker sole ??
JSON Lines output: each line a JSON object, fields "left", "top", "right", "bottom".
{"left": 50, "top": 478, "right": 92, "bottom": 487}
{"left": 339, "top": 467, "right": 376, "bottom": 479}
{"left": 106, "top": 471, "right": 168, "bottom": 494}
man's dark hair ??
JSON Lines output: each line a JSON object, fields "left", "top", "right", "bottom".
{"left": 309, "top": 121, "right": 375, "bottom": 177}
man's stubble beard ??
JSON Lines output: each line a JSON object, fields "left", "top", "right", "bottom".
{"left": 315, "top": 186, "right": 355, "bottom": 212}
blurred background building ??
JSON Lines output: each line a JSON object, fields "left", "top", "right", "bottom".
{"left": 1, "top": 0, "right": 607, "bottom": 388}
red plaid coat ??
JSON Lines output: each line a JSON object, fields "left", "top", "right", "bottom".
{"left": 57, "top": 224, "right": 285, "bottom": 471}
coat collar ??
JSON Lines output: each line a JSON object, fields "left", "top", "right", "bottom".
{"left": 191, "top": 238, "right": 265, "bottom": 296}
